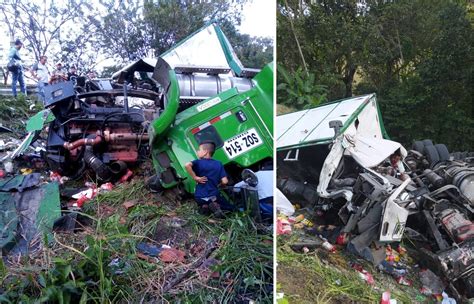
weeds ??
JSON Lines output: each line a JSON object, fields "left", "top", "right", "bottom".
{"left": 278, "top": 236, "right": 416, "bottom": 304}
{"left": 1, "top": 179, "right": 273, "bottom": 303}
{"left": 0, "top": 95, "right": 42, "bottom": 133}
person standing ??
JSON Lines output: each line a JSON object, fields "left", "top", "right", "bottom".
{"left": 7, "top": 39, "right": 26, "bottom": 97}
{"left": 67, "top": 65, "right": 78, "bottom": 81}
{"left": 31, "top": 56, "right": 50, "bottom": 103}
{"left": 50, "top": 62, "right": 67, "bottom": 84}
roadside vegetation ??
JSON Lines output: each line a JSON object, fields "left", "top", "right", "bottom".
{"left": 0, "top": 179, "right": 273, "bottom": 303}
{"left": 277, "top": 0, "right": 473, "bottom": 151}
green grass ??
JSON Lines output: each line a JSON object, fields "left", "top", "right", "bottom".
{"left": 0, "top": 95, "right": 43, "bottom": 133}
{"left": 277, "top": 235, "right": 419, "bottom": 304}
{"left": 1, "top": 178, "right": 273, "bottom": 303}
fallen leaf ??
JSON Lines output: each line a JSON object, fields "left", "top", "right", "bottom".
{"left": 159, "top": 248, "right": 186, "bottom": 263}
{"left": 122, "top": 201, "right": 136, "bottom": 210}
{"left": 119, "top": 216, "right": 127, "bottom": 225}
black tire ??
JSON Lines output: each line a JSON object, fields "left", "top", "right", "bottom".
{"left": 422, "top": 139, "right": 434, "bottom": 147}
{"left": 412, "top": 141, "right": 425, "bottom": 153}
{"left": 434, "top": 144, "right": 450, "bottom": 161}
{"left": 424, "top": 145, "right": 440, "bottom": 168}
{"left": 451, "top": 152, "right": 461, "bottom": 160}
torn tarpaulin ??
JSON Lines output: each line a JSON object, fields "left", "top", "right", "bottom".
{"left": 0, "top": 175, "right": 60, "bottom": 257}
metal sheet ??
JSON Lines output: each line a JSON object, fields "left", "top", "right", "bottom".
{"left": 277, "top": 94, "right": 374, "bottom": 149}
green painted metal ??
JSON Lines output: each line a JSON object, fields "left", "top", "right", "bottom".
{"left": 37, "top": 182, "right": 61, "bottom": 244}
{"left": 151, "top": 63, "right": 274, "bottom": 193}
{"left": 213, "top": 24, "right": 244, "bottom": 76}
{"left": 0, "top": 178, "right": 60, "bottom": 253}
{"left": 0, "top": 192, "right": 18, "bottom": 250}
{"left": 148, "top": 70, "right": 180, "bottom": 146}
{"left": 26, "top": 109, "right": 55, "bottom": 132}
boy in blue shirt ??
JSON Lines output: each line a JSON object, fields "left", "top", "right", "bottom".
{"left": 185, "top": 141, "right": 231, "bottom": 217}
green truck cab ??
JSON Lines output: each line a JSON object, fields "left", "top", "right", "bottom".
{"left": 141, "top": 23, "right": 273, "bottom": 194}
{"left": 149, "top": 62, "right": 273, "bottom": 193}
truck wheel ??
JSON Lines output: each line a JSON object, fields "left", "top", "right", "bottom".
{"left": 413, "top": 141, "right": 425, "bottom": 153}
{"left": 422, "top": 139, "right": 434, "bottom": 147}
{"left": 434, "top": 144, "right": 450, "bottom": 161}
{"left": 424, "top": 145, "right": 440, "bottom": 168}
{"left": 451, "top": 152, "right": 461, "bottom": 160}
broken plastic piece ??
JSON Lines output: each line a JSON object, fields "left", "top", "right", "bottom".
{"left": 119, "top": 169, "right": 133, "bottom": 183}
{"left": 395, "top": 276, "right": 412, "bottom": 286}
{"left": 352, "top": 263, "right": 375, "bottom": 285}
{"left": 441, "top": 292, "right": 456, "bottom": 304}
{"left": 380, "top": 291, "right": 397, "bottom": 304}
{"left": 277, "top": 217, "right": 292, "bottom": 235}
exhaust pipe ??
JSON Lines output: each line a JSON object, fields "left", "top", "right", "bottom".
{"left": 84, "top": 146, "right": 112, "bottom": 181}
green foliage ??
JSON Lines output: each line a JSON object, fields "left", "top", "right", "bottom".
{"left": 1, "top": 181, "right": 272, "bottom": 303}
{"left": 90, "top": 0, "right": 272, "bottom": 68}
{"left": 0, "top": 95, "right": 43, "bottom": 133}
{"left": 279, "top": 0, "right": 473, "bottom": 151}
{"left": 277, "top": 65, "right": 327, "bottom": 110}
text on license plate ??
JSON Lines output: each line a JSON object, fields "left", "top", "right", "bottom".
{"left": 223, "top": 128, "right": 263, "bottom": 159}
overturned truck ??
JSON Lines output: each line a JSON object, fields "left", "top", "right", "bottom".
{"left": 277, "top": 94, "right": 473, "bottom": 300}
{"left": 25, "top": 23, "right": 273, "bottom": 194}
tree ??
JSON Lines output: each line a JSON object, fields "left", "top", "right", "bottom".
{"left": 277, "top": 65, "right": 327, "bottom": 109}
{"left": 143, "top": 0, "right": 246, "bottom": 56}
{"left": 89, "top": 1, "right": 150, "bottom": 62}
{"left": 0, "top": 0, "right": 93, "bottom": 62}
{"left": 278, "top": 0, "right": 473, "bottom": 151}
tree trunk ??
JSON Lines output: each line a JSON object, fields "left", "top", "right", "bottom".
{"left": 343, "top": 66, "right": 356, "bottom": 98}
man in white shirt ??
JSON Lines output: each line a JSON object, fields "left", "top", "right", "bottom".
{"left": 234, "top": 161, "right": 274, "bottom": 218}
{"left": 31, "top": 56, "right": 50, "bottom": 103}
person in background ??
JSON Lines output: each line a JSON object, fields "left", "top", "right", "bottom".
{"left": 8, "top": 39, "right": 26, "bottom": 97}
{"left": 31, "top": 55, "right": 50, "bottom": 104}
{"left": 51, "top": 62, "right": 67, "bottom": 84}
{"left": 67, "top": 65, "right": 78, "bottom": 81}
{"left": 234, "top": 161, "right": 274, "bottom": 219}
{"left": 87, "top": 70, "right": 96, "bottom": 80}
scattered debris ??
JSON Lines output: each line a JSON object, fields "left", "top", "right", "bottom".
{"left": 351, "top": 263, "right": 375, "bottom": 285}
{"left": 136, "top": 242, "right": 169, "bottom": 257}
{"left": 380, "top": 291, "right": 397, "bottom": 304}
{"left": 0, "top": 23, "right": 273, "bottom": 303}
{"left": 0, "top": 174, "right": 60, "bottom": 257}
{"left": 419, "top": 268, "right": 445, "bottom": 295}
{"left": 277, "top": 94, "right": 473, "bottom": 301}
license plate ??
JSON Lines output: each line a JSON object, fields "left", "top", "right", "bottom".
{"left": 223, "top": 128, "right": 263, "bottom": 159}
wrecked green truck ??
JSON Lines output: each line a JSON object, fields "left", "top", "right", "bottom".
{"left": 12, "top": 24, "right": 273, "bottom": 195}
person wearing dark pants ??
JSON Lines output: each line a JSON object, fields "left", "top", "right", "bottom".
{"left": 31, "top": 55, "right": 50, "bottom": 104}
{"left": 8, "top": 39, "right": 26, "bottom": 97}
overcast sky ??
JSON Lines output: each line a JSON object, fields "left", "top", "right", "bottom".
{"left": 0, "top": 0, "right": 275, "bottom": 71}
{"left": 239, "top": 0, "right": 275, "bottom": 38}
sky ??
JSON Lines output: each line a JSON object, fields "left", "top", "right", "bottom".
{"left": 0, "top": 0, "right": 276, "bottom": 72}
{"left": 239, "top": 0, "right": 276, "bottom": 38}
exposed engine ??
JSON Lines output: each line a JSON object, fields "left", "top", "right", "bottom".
{"left": 44, "top": 81, "right": 160, "bottom": 181}
{"left": 279, "top": 139, "right": 474, "bottom": 299}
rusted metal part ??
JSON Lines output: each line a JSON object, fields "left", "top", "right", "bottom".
{"left": 63, "top": 136, "right": 103, "bottom": 150}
